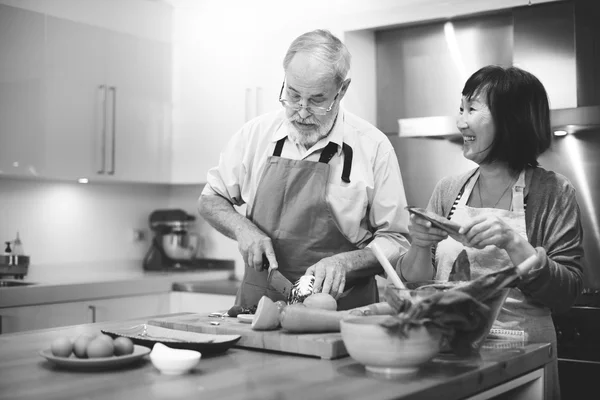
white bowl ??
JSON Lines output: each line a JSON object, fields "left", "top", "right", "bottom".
{"left": 149, "top": 343, "right": 201, "bottom": 375}
{"left": 340, "top": 315, "right": 442, "bottom": 377}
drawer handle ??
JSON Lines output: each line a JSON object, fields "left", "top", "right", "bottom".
{"left": 88, "top": 305, "right": 97, "bottom": 323}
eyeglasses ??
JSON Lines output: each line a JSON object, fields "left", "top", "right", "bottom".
{"left": 278, "top": 80, "right": 342, "bottom": 116}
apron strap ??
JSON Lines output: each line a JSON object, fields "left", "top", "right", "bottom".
{"left": 341, "top": 143, "right": 353, "bottom": 183}
{"left": 458, "top": 170, "right": 479, "bottom": 207}
{"left": 273, "top": 138, "right": 286, "bottom": 156}
{"left": 274, "top": 138, "right": 353, "bottom": 183}
{"left": 317, "top": 142, "right": 353, "bottom": 183}
{"left": 318, "top": 142, "right": 339, "bottom": 163}
{"left": 511, "top": 170, "right": 527, "bottom": 213}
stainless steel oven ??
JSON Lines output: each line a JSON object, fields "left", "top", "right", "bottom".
{"left": 553, "top": 290, "right": 600, "bottom": 399}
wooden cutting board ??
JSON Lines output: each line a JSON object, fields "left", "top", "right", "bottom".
{"left": 147, "top": 314, "right": 348, "bottom": 360}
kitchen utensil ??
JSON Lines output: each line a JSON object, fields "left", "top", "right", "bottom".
{"left": 267, "top": 268, "right": 294, "bottom": 301}
{"left": 341, "top": 315, "right": 442, "bottom": 377}
{"left": 161, "top": 232, "right": 199, "bottom": 260}
{"left": 149, "top": 343, "right": 201, "bottom": 375}
{"left": 102, "top": 325, "right": 241, "bottom": 355}
{"left": 143, "top": 209, "right": 204, "bottom": 271}
{"left": 405, "top": 206, "right": 462, "bottom": 235}
{"left": 39, "top": 345, "right": 150, "bottom": 370}
{"left": 398, "top": 279, "right": 510, "bottom": 352}
{"left": 370, "top": 242, "right": 406, "bottom": 289}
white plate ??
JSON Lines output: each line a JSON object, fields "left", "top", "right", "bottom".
{"left": 39, "top": 345, "right": 150, "bottom": 370}
{"left": 237, "top": 314, "right": 254, "bottom": 324}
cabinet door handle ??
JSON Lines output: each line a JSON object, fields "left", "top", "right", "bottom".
{"left": 245, "top": 88, "right": 252, "bottom": 122}
{"left": 88, "top": 305, "right": 96, "bottom": 323}
{"left": 255, "top": 86, "right": 262, "bottom": 117}
{"left": 98, "top": 85, "right": 107, "bottom": 174}
{"left": 0, "top": 315, "right": 3, "bottom": 334}
{"left": 107, "top": 86, "right": 117, "bottom": 175}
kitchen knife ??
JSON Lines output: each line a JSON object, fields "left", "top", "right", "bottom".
{"left": 267, "top": 268, "right": 294, "bottom": 301}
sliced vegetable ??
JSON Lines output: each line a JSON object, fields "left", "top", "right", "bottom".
{"left": 279, "top": 303, "right": 345, "bottom": 333}
{"left": 251, "top": 296, "right": 281, "bottom": 331}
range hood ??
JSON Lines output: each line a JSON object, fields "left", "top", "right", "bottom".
{"left": 396, "top": 0, "right": 600, "bottom": 138}
{"left": 398, "top": 105, "right": 600, "bottom": 138}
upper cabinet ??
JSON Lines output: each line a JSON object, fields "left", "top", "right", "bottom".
{"left": 0, "top": 5, "right": 45, "bottom": 176}
{"left": 169, "top": 2, "right": 320, "bottom": 184}
{"left": 169, "top": 6, "right": 247, "bottom": 184}
{"left": 0, "top": 3, "right": 172, "bottom": 183}
{"left": 44, "top": 16, "right": 172, "bottom": 183}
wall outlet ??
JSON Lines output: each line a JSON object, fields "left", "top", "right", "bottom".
{"left": 132, "top": 229, "right": 147, "bottom": 242}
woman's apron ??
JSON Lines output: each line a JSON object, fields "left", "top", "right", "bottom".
{"left": 235, "top": 137, "right": 378, "bottom": 311}
{"left": 435, "top": 169, "right": 560, "bottom": 399}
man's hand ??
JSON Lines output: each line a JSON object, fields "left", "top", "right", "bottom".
{"left": 305, "top": 256, "right": 347, "bottom": 299}
{"left": 235, "top": 226, "right": 278, "bottom": 272}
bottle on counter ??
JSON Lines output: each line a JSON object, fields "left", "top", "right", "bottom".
{"left": 4, "top": 241, "right": 12, "bottom": 255}
{"left": 12, "top": 232, "right": 24, "bottom": 256}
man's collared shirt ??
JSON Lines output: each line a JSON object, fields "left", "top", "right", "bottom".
{"left": 201, "top": 108, "right": 410, "bottom": 264}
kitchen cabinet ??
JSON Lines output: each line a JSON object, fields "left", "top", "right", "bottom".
{"left": 170, "top": 3, "right": 318, "bottom": 184}
{"left": 0, "top": 4, "right": 172, "bottom": 183}
{"left": 169, "top": 6, "right": 247, "bottom": 184}
{"left": 0, "top": 4, "right": 45, "bottom": 176}
{"left": 43, "top": 16, "right": 172, "bottom": 183}
{"left": 170, "top": 292, "right": 235, "bottom": 314}
{"left": 0, "top": 293, "right": 171, "bottom": 334}
{"left": 0, "top": 301, "right": 87, "bottom": 334}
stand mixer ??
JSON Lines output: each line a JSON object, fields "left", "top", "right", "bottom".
{"left": 143, "top": 209, "right": 201, "bottom": 271}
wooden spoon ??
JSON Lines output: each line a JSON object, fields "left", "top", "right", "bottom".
{"left": 371, "top": 242, "right": 406, "bottom": 289}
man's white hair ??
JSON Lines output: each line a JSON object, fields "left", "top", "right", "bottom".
{"left": 282, "top": 29, "right": 351, "bottom": 87}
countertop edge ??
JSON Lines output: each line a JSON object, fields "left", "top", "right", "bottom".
{"left": 0, "top": 271, "right": 235, "bottom": 308}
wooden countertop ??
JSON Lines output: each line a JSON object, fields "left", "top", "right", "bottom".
{"left": 0, "top": 313, "right": 553, "bottom": 400}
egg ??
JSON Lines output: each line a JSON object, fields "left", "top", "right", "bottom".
{"left": 113, "top": 337, "right": 134, "bottom": 356}
{"left": 73, "top": 334, "right": 94, "bottom": 358}
{"left": 50, "top": 336, "right": 73, "bottom": 358}
{"left": 86, "top": 337, "right": 115, "bottom": 358}
{"left": 97, "top": 334, "right": 115, "bottom": 344}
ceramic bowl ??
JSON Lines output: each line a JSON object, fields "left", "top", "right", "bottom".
{"left": 340, "top": 315, "right": 442, "bottom": 377}
{"left": 149, "top": 342, "right": 201, "bottom": 375}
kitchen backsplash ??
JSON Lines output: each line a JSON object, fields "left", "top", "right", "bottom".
{"left": 0, "top": 177, "right": 244, "bottom": 277}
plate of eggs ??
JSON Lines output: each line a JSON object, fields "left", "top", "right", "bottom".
{"left": 39, "top": 332, "right": 150, "bottom": 370}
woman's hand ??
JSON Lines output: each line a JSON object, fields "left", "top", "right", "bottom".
{"left": 408, "top": 214, "right": 449, "bottom": 248}
{"left": 459, "top": 215, "right": 520, "bottom": 250}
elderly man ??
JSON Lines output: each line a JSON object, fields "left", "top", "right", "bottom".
{"left": 198, "top": 29, "right": 410, "bottom": 310}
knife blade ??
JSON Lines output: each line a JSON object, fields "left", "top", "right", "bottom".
{"left": 267, "top": 268, "right": 294, "bottom": 301}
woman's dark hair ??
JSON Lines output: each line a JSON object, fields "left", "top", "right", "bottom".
{"left": 461, "top": 65, "right": 552, "bottom": 171}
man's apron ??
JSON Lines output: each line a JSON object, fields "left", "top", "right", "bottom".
{"left": 435, "top": 169, "right": 560, "bottom": 399}
{"left": 235, "top": 137, "right": 378, "bottom": 311}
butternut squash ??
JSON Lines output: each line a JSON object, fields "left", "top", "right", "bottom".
{"left": 278, "top": 302, "right": 396, "bottom": 333}
{"left": 279, "top": 304, "right": 344, "bottom": 333}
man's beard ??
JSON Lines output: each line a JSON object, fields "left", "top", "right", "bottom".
{"left": 285, "top": 114, "right": 336, "bottom": 149}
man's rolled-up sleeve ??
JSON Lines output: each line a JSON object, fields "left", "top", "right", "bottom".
{"left": 366, "top": 145, "right": 411, "bottom": 267}
{"left": 200, "top": 127, "right": 248, "bottom": 207}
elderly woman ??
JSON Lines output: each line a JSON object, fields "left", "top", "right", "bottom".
{"left": 398, "top": 65, "right": 584, "bottom": 399}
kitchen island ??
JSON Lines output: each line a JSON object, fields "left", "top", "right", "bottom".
{"left": 0, "top": 314, "right": 553, "bottom": 400}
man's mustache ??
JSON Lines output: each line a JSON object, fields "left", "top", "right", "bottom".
{"left": 290, "top": 116, "right": 319, "bottom": 126}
